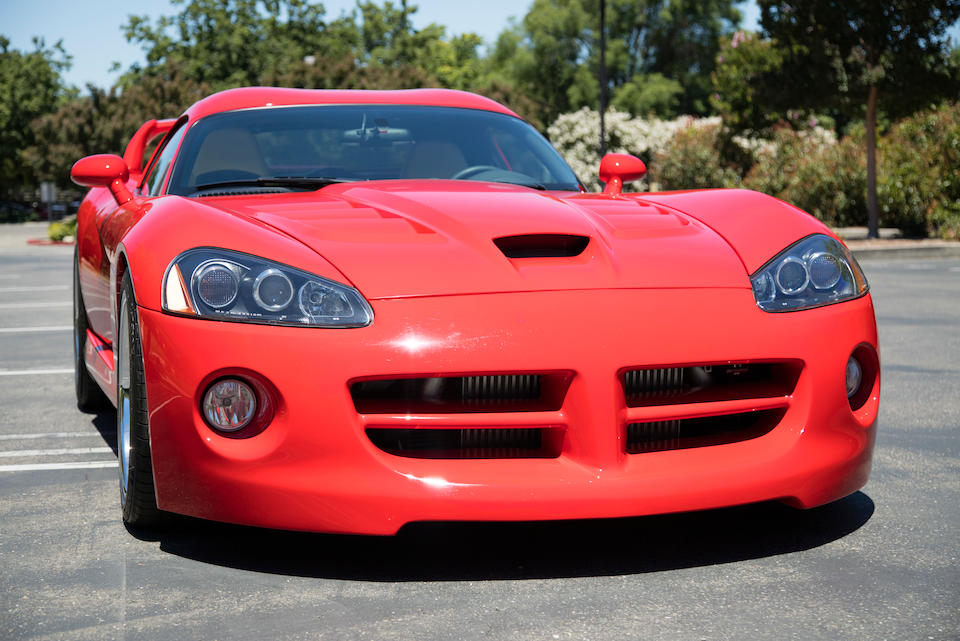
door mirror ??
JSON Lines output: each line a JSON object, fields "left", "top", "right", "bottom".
{"left": 71, "top": 154, "right": 133, "bottom": 205}
{"left": 598, "top": 153, "right": 647, "bottom": 195}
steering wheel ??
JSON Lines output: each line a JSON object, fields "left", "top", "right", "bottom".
{"left": 451, "top": 165, "right": 502, "bottom": 180}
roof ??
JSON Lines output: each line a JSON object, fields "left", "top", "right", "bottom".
{"left": 182, "top": 87, "right": 520, "bottom": 121}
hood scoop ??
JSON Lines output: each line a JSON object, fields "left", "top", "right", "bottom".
{"left": 493, "top": 234, "right": 590, "bottom": 258}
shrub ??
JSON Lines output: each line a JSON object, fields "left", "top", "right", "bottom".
{"left": 652, "top": 123, "right": 741, "bottom": 190}
{"left": 743, "top": 126, "right": 866, "bottom": 227}
{"left": 48, "top": 216, "right": 76, "bottom": 242}
{"left": 547, "top": 107, "right": 721, "bottom": 191}
{"left": 878, "top": 101, "right": 960, "bottom": 238}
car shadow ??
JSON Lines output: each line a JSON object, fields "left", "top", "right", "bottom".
{"left": 128, "top": 491, "right": 874, "bottom": 581}
{"left": 90, "top": 411, "right": 118, "bottom": 456}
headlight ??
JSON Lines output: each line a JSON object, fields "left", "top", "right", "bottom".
{"left": 162, "top": 248, "right": 373, "bottom": 327}
{"left": 750, "top": 234, "right": 868, "bottom": 312}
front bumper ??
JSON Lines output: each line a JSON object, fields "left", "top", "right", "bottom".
{"left": 139, "top": 288, "right": 879, "bottom": 535}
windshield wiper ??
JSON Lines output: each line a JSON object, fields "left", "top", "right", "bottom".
{"left": 192, "top": 176, "right": 352, "bottom": 193}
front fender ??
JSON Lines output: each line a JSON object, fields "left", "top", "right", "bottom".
{"left": 114, "top": 196, "right": 355, "bottom": 313}
{"left": 634, "top": 189, "right": 836, "bottom": 274}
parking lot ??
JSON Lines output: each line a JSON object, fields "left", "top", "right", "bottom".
{"left": 1, "top": 221, "right": 957, "bottom": 640}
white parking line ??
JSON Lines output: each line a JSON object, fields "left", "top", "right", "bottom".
{"left": 0, "top": 447, "right": 114, "bottom": 458}
{"left": 0, "top": 285, "right": 69, "bottom": 293}
{"left": 0, "top": 368, "right": 73, "bottom": 376}
{"left": 0, "top": 432, "right": 113, "bottom": 440}
{"left": 0, "top": 461, "right": 118, "bottom": 472}
{"left": 0, "top": 302, "right": 70, "bottom": 309}
{"left": 0, "top": 326, "right": 72, "bottom": 333}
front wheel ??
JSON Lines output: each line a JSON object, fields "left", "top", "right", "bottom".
{"left": 117, "top": 273, "right": 162, "bottom": 528}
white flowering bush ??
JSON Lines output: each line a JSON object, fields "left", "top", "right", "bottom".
{"left": 547, "top": 107, "right": 721, "bottom": 191}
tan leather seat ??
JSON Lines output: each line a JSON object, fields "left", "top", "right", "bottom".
{"left": 189, "top": 128, "right": 268, "bottom": 183}
{"left": 402, "top": 141, "right": 467, "bottom": 179}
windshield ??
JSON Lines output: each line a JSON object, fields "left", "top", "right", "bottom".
{"left": 166, "top": 105, "right": 581, "bottom": 195}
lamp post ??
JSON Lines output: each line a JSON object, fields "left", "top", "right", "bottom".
{"left": 599, "top": 0, "right": 607, "bottom": 156}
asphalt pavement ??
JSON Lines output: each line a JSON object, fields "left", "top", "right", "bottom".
{"left": 0, "top": 221, "right": 957, "bottom": 640}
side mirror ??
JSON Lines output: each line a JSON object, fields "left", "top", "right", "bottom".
{"left": 598, "top": 153, "right": 646, "bottom": 195}
{"left": 70, "top": 154, "right": 133, "bottom": 205}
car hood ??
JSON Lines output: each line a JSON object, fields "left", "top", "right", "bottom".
{"left": 202, "top": 181, "right": 749, "bottom": 299}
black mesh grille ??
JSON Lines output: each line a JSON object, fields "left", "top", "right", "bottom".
{"left": 626, "top": 410, "right": 784, "bottom": 454}
{"left": 366, "top": 427, "right": 561, "bottom": 459}
{"left": 351, "top": 373, "right": 569, "bottom": 414}
{"left": 622, "top": 362, "right": 801, "bottom": 406}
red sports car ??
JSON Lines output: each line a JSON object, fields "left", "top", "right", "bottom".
{"left": 71, "top": 87, "right": 879, "bottom": 534}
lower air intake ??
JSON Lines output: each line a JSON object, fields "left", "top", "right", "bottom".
{"left": 366, "top": 427, "right": 562, "bottom": 459}
{"left": 626, "top": 409, "right": 784, "bottom": 454}
{"left": 351, "top": 372, "right": 569, "bottom": 413}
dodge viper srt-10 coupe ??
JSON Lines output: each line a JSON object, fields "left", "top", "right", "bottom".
{"left": 71, "top": 87, "right": 879, "bottom": 533}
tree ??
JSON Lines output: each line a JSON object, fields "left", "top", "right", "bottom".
{"left": 0, "top": 36, "right": 72, "bottom": 198}
{"left": 485, "top": 0, "right": 741, "bottom": 125}
{"left": 26, "top": 63, "right": 210, "bottom": 191}
{"left": 756, "top": 0, "right": 960, "bottom": 238}
{"left": 121, "top": 0, "right": 338, "bottom": 88}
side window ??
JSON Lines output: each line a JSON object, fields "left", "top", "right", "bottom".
{"left": 143, "top": 122, "right": 187, "bottom": 196}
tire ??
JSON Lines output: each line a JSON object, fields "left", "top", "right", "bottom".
{"left": 73, "top": 248, "right": 109, "bottom": 412}
{"left": 117, "top": 273, "right": 162, "bottom": 527}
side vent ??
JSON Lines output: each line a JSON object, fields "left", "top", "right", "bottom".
{"left": 493, "top": 234, "right": 590, "bottom": 258}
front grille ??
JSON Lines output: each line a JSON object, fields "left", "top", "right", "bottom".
{"left": 351, "top": 372, "right": 570, "bottom": 414}
{"left": 626, "top": 409, "right": 784, "bottom": 454}
{"left": 366, "top": 427, "right": 562, "bottom": 459}
{"left": 622, "top": 361, "right": 801, "bottom": 406}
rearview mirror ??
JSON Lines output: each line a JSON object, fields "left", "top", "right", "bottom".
{"left": 71, "top": 154, "right": 133, "bottom": 205}
{"left": 598, "top": 153, "right": 647, "bottom": 195}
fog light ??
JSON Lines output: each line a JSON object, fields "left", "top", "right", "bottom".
{"left": 203, "top": 378, "right": 256, "bottom": 432}
{"left": 845, "top": 356, "right": 863, "bottom": 398}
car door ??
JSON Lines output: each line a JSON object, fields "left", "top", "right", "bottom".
{"left": 80, "top": 121, "right": 187, "bottom": 344}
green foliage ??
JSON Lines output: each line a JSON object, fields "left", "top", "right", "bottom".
{"left": 878, "top": 101, "right": 960, "bottom": 238}
{"left": 0, "top": 36, "right": 73, "bottom": 198}
{"left": 48, "top": 216, "right": 77, "bottom": 242}
{"left": 611, "top": 73, "right": 683, "bottom": 118}
{"left": 487, "top": 0, "right": 742, "bottom": 125}
{"left": 26, "top": 63, "right": 210, "bottom": 191}
{"left": 121, "top": 0, "right": 333, "bottom": 88}
{"left": 756, "top": 0, "right": 960, "bottom": 121}
{"left": 743, "top": 126, "right": 867, "bottom": 227}
{"left": 710, "top": 31, "right": 785, "bottom": 131}
{"left": 651, "top": 123, "right": 740, "bottom": 190}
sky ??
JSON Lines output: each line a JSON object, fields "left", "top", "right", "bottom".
{"left": 1, "top": 0, "right": 776, "bottom": 90}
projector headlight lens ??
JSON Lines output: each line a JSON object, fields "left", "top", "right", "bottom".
{"left": 751, "top": 234, "right": 868, "bottom": 312}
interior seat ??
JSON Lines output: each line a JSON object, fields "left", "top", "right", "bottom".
{"left": 402, "top": 141, "right": 467, "bottom": 179}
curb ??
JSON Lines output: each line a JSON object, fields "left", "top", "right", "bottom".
{"left": 847, "top": 242, "right": 960, "bottom": 260}
{"left": 26, "top": 238, "right": 75, "bottom": 246}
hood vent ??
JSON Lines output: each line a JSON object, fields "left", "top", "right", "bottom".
{"left": 493, "top": 234, "right": 590, "bottom": 258}
{"left": 196, "top": 188, "right": 289, "bottom": 197}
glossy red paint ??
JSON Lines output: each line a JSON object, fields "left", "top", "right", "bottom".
{"left": 139, "top": 290, "right": 877, "bottom": 534}
{"left": 70, "top": 154, "right": 133, "bottom": 205}
{"left": 599, "top": 153, "right": 647, "bottom": 195}
{"left": 123, "top": 118, "right": 177, "bottom": 179}
{"left": 181, "top": 87, "right": 519, "bottom": 123}
{"left": 71, "top": 87, "right": 880, "bottom": 534}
